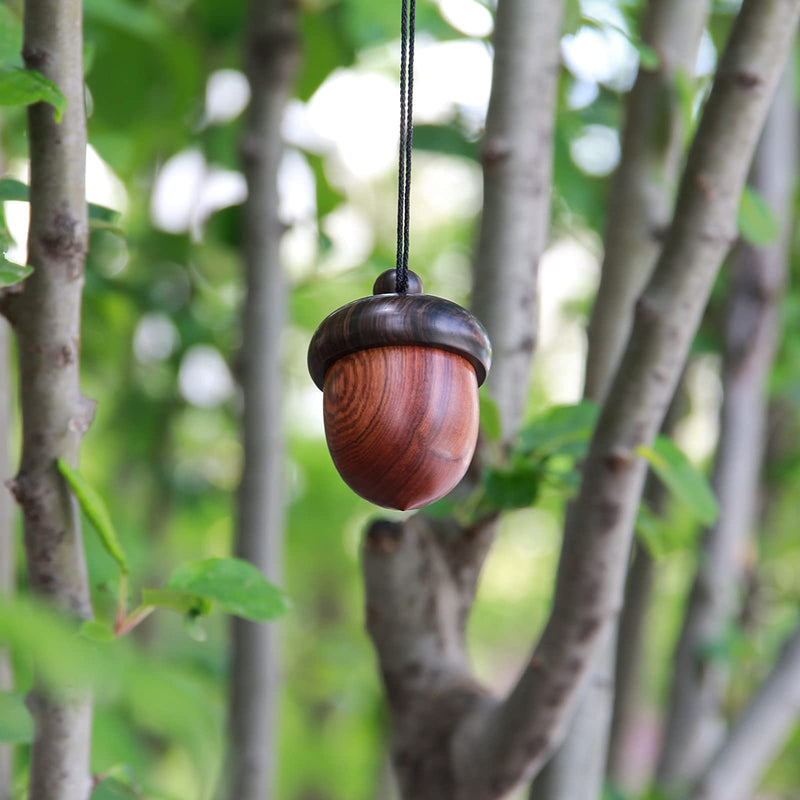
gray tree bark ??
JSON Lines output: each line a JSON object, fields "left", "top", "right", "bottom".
{"left": 656, "top": 66, "right": 796, "bottom": 793}
{"left": 364, "top": 0, "right": 563, "bottom": 797}
{"left": 0, "top": 321, "right": 14, "bottom": 800}
{"left": 583, "top": 0, "right": 709, "bottom": 403}
{"left": 690, "top": 619, "right": 800, "bottom": 800}
{"left": 470, "top": 0, "right": 562, "bottom": 438}
{"left": 532, "top": 3, "right": 708, "bottom": 797}
{"left": 0, "top": 0, "right": 95, "bottom": 797}
{"left": 226, "top": 2, "right": 299, "bottom": 800}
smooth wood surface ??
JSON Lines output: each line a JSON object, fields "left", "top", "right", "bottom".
{"left": 323, "top": 346, "right": 480, "bottom": 510}
{"left": 372, "top": 267, "right": 424, "bottom": 295}
{"left": 308, "top": 293, "right": 491, "bottom": 390}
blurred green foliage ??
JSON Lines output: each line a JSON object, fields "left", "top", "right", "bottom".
{"left": 1, "top": 1, "right": 800, "bottom": 799}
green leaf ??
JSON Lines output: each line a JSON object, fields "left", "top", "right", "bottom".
{"left": 0, "top": 691, "right": 33, "bottom": 742}
{"left": 698, "top": 623, "right": 758, "bottom": 666}
{"left": 0, "top": 597, "right": 221, "bottom": 794}
{"left": 412, "top": 124, "right": 478, "bottom": 160}
{"left": 140, "top": 588, "right": 212, "bottom": 617}
{"left": 84, "top": 0, "right": 168, "bottom": 40}
{"left": 183, "top": 612, "right": 208, "bottom": 642}
{"left": 167, "top": 558, "right": 290, "bottom": 622}
{"left": 636, "top": 43, "right": 660, "bottom": 70}
{"left": 0, "top": 178, "right": 121, "bottom": 224}
{"left": 479, "top": 386, "right": 501, "bottom": 441}
{"left": 562, "top": 0, "right": 582, "bottom": 35}
{"left": 421, "top": 496, "right": 458, "bottom": 519}
{"left": 738, "top": 185, "right": 780, "bottom": 246}
{"left": 57, "top": 459, "right": 130, "bottom": 575}
{"left": 482, "top": 462, "right": 540, "bottom": 511}
{"left": 0, "top": 178, "right": 28, "bottom": 202}
{"left": 635, "top": 504, "right": 669, "bottom": 559}
{"left": 636, "top": 436, "right": 719, "bottom": 525}
{"left": 672, "top": 67, "right": 696, "bottom": 143}
{"left": 79, "top": 620, "right": 115, "bottom": 642}
{"left": 0, "top": 67, "right": 66, "bottom": 120}
{"left": 0, "top": 5, "right": 22, "bottom": 66}
{"left": 0, "top": 258, "right": 32, "bottom": 287}
{"left": 517, "top": 401, "right": 599, "bottom": 458}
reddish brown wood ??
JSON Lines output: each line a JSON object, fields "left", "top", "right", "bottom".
{"left": 323, "top": 345, "right": 480, "bottom": 510}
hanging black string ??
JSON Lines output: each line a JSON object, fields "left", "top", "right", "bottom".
{"left": 395, "top": 0, "right": 416, "bottom": 294}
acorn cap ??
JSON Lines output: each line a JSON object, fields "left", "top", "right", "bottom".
{"left": 307, "top": 269, "right": 492, "bottom": 390}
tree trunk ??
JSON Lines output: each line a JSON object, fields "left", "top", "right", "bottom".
{"left": 656, "top": 66, "right": 796, "bottom": 793}
{"left": 226, "top": 2, "right": 299, "bottom": 800}
{"left": 0, "top": 0, "right": 94, "bottom": 797}
{"left": 0, "top": 320, "right": 14, "bottom": 800}
{"left": 532, "top": 3, "right": 708, "bottom": 796}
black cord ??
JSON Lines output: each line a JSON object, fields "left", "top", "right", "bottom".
{"left": 395, "top": 0, "right": 416, "bottom": 294}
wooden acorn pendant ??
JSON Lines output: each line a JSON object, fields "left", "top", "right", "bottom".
{"left": 308, "top": 269, "right": 491, "bottom": 510}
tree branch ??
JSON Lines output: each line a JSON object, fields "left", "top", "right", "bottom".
{"left": 3, "top": 0, "right": 94, "bottom": 797}
{"left": 0, "top": 321, "right": 14, "bottom": 800}
{"left": 533, "top": 3, "right": 709, "bottom": 796}
{"left": 656, "top": 64, "right": 797, "bottom": 791}
{"left": 455, "top": 2, "right": 800, "bottom": 796}
{"left": 690, "top": 619, "right": 800, "bottom": 800}
{"left": 585, "top": 0, "right": 710, "bottom": 405}
{"left": 470, "top": 0, "right": 562, "bottom": 439}
{"left": 225, "top": 3, "right": 299, "bottom": 800}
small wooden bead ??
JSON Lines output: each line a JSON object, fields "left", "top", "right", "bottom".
{"left": 323, "top": 345, "right": 479, "bottom": 510}
{"left": 372, "top": 268, "right": 424, "bottom": 295}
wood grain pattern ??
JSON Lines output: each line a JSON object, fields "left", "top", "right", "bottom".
{"left": 308, "top": 293, "right": 491, "bottom": 390}
{"left": 323, "top": 346, "right": 479, "bottom": 510}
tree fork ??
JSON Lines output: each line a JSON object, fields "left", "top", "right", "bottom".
{"left": 365, "top": 1, "right": 800, "bottom": 797}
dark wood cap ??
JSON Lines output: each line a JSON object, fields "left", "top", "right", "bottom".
{"left": 307, "top": 271, "right": 491, "bottom": 389}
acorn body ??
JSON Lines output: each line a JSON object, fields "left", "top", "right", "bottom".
{"left": 308, "top": 270, "right": 491, "bottom": 510}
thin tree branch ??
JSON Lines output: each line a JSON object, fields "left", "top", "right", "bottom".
{"left": 605, "top": 376, "right": 686, "bottom": 790}
{"left": 533, "top": 3, "right": 708, "bottom": 796}
{"left": 689, "top": 620, "right": 800, "bottom": 800}
{"left": 454, "top": 2, "right": 800, "bottom": 796}
{"left": 3, "top": 0, "right": 94, "bottom": 797}
{"left": 470, "top": 0, "right": 562, "bottom": 439}
{"left": 225, "top": 3, "right": 299, "bottom": 800}
{"left": 585, "top": 0, "right": 709, "bottom": 405}
{"left": 656, "top": 65, "right": 797, "bottom": 791}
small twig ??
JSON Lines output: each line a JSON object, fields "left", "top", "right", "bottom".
{"left": 114, "top": 605, "right": 155, "bottom": 638}
{"left": 115, "top": 571, "right": 129, "bottom": 633}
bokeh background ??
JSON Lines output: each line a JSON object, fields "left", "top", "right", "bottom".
{"left": 2, "top": 0, "right": 800, "bottom": 798}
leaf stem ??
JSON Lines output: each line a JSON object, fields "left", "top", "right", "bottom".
{"left": 114, "top": 604, "right": 154, "bottom": 638}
